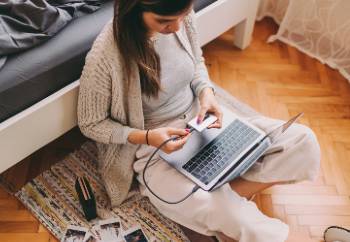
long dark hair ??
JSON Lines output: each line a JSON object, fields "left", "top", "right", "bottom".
{"left": 113, "top": 0, "right": 193, "bottom": 97}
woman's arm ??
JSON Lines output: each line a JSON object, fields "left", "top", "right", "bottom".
{"left": 186, "top": 10, "right": 215, "bottom": 97}
{"left": 127, "top": 129, "right": 147, "bottom": 144}
{"left": 185, "top": 11, "right": 222, "bottom": 128}
{"left": 77, "top": 50, "right": 136, "bottom": 145}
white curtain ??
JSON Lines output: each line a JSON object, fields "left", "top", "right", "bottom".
{"left": 257, "top": 0, "right": 350, "bottom": 83}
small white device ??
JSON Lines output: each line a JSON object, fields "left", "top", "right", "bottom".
{"left": 187, "top": 113, "right": 218, "bottom": 132}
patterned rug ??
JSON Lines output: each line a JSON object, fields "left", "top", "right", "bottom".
{"left": 15, "top": 141, "right": 190, "bottom": 241}
{"left": 15, "top": 85, "right": 258, "bottom": 242}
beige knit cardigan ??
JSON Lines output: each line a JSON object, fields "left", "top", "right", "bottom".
{"left": 77, "top": 11, "right": 213, "bottom": 207}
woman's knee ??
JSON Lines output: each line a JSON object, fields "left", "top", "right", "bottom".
{"left": 296, "top": 124, "right": 320, "bottom": 159}
{"left": 292, "top": 124, "right": 321, "bottom": 177}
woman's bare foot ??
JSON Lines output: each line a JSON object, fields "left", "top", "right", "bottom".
{"left": 229, "top": 177, "right": 279, "bottom": 199}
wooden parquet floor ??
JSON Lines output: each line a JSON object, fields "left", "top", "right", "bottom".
{"left": 1, "top": 18, "right": 350, "bottom": 242}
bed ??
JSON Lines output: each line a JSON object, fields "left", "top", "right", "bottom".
{"left": 0, "top": 0, "right": 259, "bottom": 173}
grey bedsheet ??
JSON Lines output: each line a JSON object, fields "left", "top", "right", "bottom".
{"left": 0, "top": 0, "right": 106, "bottom": 68}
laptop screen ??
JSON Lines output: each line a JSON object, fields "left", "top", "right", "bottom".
{"left": 266, "top": 113, "right": 304, "bottom": 143}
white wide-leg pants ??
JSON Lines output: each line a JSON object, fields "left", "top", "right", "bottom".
{"left": 133, "top": 102, "right": 320, "bottom": 242}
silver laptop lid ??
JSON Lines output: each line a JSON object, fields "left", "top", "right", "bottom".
{"left": 265, "top": 113, "right": 304, "bottom": 143}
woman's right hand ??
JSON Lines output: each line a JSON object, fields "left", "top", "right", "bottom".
{"left": 148, "top": 127, "right": 191, "bottom": 154}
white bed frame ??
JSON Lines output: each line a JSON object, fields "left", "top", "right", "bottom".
{"left": 0, "top": 0, "right": 259, "bottom": 174}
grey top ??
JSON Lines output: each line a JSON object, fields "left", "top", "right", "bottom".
{"left": 143, "top": 33, "right": 195, "bottom": 128}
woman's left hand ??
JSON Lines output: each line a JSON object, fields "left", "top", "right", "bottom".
{"left": 197, "top": 87, "right": 223, "bottom": 129}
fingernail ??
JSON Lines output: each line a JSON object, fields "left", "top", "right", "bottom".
{"left": 197, "top": 118, "right": 201, "bottom": 124}
{"left": 185, "top": 128, "right": 190, "bottom": 133}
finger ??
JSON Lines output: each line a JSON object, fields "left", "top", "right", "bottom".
{"left": 175, "top": 135, "right": 190, "bottom": 150}
{"left": 207, "top": 108, "right": 223, "bottom": 128}
{"left": 197, "top": 106, "right": 209, "bottom": 124}
{"left": 171, "top": 133, "right": 191, "bottom": 149}
{"left": 208, "top": 121, "right": 221, "bottom": 129}
{"left": 168, "top": 127, "right": 190, "bottom": 136}
{"left": 217, "top": 110, "right": 223, "bottom": 128}
{"left": 213, "top": 109, "right": 223, "bottom": 127}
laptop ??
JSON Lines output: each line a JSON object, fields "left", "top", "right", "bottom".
{"left": 159, "top": 105, "right": 303, "bottom": 191}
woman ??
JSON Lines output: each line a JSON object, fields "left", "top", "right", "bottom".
{"left": 77, "top": 0, "right": 321, "bottom": 241}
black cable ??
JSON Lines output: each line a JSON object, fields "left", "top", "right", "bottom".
{"left": 142, "top": 128, "right": 200, "bottom": 204}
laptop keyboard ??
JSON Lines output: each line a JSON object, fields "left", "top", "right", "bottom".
{"left": 182, "top": 119, "right": 260, "bottom": 185}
